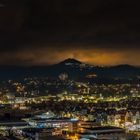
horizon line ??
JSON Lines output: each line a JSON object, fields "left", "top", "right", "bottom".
{"left": 0, "top": 58, "right": 139, "bottom": 67}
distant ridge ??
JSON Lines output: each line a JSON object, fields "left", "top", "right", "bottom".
{"left": 0, "top": 58, "right": 140, "bottom": 83}
{"left": 58, "top": 58, "right": 82, "bottom": 65}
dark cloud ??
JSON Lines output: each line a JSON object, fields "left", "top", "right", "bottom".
{"left": 0, "top": 0, "right": 140, "bottom": 65}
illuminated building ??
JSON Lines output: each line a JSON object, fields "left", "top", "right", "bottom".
{"left": 59, "top": 73, "right": 68, "bottom": 81}
{"left": 27, "top": 118, "right": 79, "bottom": 132}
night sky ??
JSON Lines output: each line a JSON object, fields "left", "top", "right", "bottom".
{"left": 0, "top": 0, "right": 140, "bottom": 66}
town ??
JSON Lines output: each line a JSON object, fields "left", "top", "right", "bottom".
{"left": 0, "top": 76, "right": 140, "bottom": 139}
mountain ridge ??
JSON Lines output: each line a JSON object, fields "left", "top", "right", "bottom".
{"left": 0, "top": 58, "right": 140, "bottom": 82}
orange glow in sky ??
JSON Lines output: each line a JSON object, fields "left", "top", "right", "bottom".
{"left": 0, "top": 47, "right": 140, "bottom": 66}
